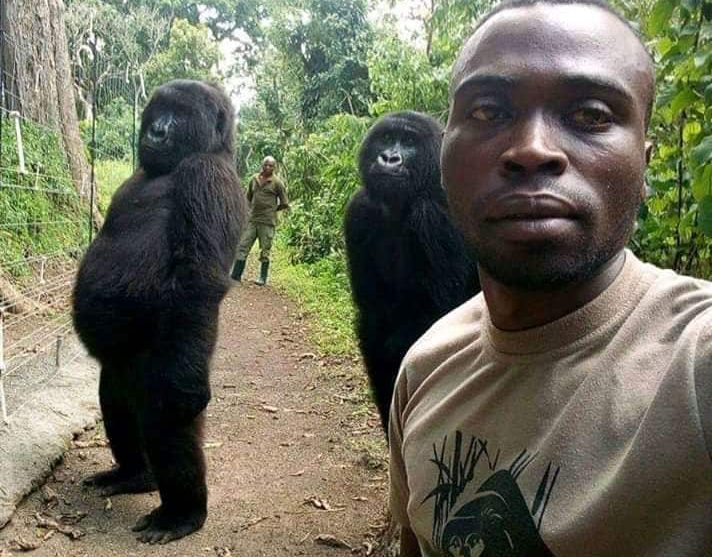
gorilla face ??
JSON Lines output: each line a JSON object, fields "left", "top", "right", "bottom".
{"left": 358, "top": 111, "right": 443, "bottom": 200}
{"left": 139, "top": 80, "right": 233, "bottom": 177}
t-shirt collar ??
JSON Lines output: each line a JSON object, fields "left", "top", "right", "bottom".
{"left": 483, "top": 250, "right": 649, "bottom": 355}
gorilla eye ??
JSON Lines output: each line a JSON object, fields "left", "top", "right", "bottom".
{"left": 469, "top": 104, "right": 510, "bottom": 122}
{"left": 569, "top": 104, "right": 614, "bottom": 131}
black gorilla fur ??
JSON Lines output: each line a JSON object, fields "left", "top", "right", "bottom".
{"left": 72, "top": 80, "right": 246, "bottom": 543}
{"left": 344, "top": 111, "right": 480, "bottom": 433}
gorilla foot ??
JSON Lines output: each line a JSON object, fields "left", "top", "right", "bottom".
{"left": 84, "top": 468, "right": 156, "bottom": 496}
{"left": 133, "top": 505, "right": 206, "bottom": 544}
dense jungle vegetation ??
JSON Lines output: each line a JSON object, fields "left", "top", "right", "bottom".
{"left": 3, "top": 0, "right": 711, "bottom": 352}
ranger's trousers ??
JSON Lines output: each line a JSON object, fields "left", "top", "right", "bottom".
{"left": 235, "top": 222, "right": 275, "bottom": 263}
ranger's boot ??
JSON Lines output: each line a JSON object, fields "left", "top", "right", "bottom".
{"left": 231, "top": 259, "right": 246, "bottom": 281}
{"left": 254, "top": 261, "right": 269, "bottom": 286}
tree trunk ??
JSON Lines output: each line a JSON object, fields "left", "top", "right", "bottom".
{"left": 0, "top": 0, "right": 102, "bottom": 311}
{"left": 1, "top": 0, "right": 103, "bottom": 225}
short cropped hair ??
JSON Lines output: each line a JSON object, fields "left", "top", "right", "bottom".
{"left": 463, "top": 0, "right": 656, "bottom": 127}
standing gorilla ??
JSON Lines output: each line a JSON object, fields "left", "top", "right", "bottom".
{"left": 344, "top": 111, "right": 479, "bottom": 433}
{"left": 72, "top": 80, "right": 246, "bottom": 543}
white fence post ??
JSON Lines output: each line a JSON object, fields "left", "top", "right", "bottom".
{"left": 0, "top": 310, "right": 8, "bottom": 424}
{"left": 9, "top": 111, "right": 26, "bottom": 174}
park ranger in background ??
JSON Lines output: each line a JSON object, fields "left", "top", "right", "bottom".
{"left": 231, "top": 156, "right": 289, "bottom": 285}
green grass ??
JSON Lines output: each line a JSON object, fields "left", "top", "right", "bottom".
{"left": 0, "top": 119, "right": 88, "bottom": 277}
{"left": 270, "top": 236, "right": 358, "bottom": 357}
{"left": 95, "top": 159, "right": 133, "bottom": 213}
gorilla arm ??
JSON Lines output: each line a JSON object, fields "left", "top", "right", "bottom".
{"left": 405, "top": 198, "right": 478, "bottom": 313}
{"left": 142, "top": 153, "right": 245, "bottom": 423}
{"left": 169, "top": 153, "right": 246, "bottom": 287}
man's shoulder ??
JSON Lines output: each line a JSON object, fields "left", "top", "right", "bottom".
{"left": 399, "top": 294, "right": 486, "bottom": 389}
{"left": 638, "top": 260, "right": 712, "bottom": 337}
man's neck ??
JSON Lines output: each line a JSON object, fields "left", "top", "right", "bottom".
{"left": 481, "top": 251, "right": 626, "bottom": 331}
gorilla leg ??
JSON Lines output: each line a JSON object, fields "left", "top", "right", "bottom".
{"left": 84, "top": 363, "right": 156, "bottom": 496}
{"left": 133, "top": 309, "right": 214, "bottom": 544}
{"left": 134, "top": 413, "right": 207, "bottom": 544}
{"left": 367, "top": 355, "right": 402, "bottom": 432}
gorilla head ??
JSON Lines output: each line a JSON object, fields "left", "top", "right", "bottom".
{"left": 358, "top": 111, "right": 443, "bottom": 201}
{"left": 139, "top": 80, "right": 235, "bottom": 177}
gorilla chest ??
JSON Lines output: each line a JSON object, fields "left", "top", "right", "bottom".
{"left": 86, "top": 182, "right": 174, "bottom": 292}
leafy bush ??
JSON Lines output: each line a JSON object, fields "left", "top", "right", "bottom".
{"left": 628, "top": 0, "right": 712, "bottom": 278}
{"left": 281, "top": 113, "right": 369, "bottom": 263}
{"left": 367, "top": 31, "right": 450, "bottom": 119}
{"left": 81, "top": 97, "right": 136, "bottom": 161}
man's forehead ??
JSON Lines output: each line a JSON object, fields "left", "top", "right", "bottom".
{"left": 452, "top": 4, "right": 651, "bottom": 100}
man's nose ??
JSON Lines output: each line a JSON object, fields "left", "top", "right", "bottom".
{"left": 499, "top": 113, "right": 568, "bottom": 177}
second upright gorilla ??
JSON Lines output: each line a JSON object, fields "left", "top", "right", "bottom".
{"left": 345, "top": 111, "right": 480, "bottom": 433}
{"left": 73, "top": 80, "right": 246, "bottom": 543}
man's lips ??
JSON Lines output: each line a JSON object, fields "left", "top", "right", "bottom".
{"left": 486, "top": 193, "right": 577, "bottom": 220}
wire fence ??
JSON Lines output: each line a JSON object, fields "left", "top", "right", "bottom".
{"left": 0, "top": 15, "right": 144, "bottom": 424}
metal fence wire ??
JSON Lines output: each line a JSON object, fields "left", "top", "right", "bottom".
{"left": 0, "top": 12, "right": 143, "bottom": 424}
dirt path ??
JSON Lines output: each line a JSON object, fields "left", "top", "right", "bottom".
{"left": 0, "top": 281, "right": 389, "bottom": 556}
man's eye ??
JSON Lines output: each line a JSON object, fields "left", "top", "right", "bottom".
{"left": 569, "top": 106, "right": 613, "bottom": 129}
{"left": 470, "top": 105, "right": 509, "bottom": 122}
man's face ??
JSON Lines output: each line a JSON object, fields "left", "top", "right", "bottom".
{"left": 262, "top": 161, "right": 275, "bottom": 176}
{"left": 442, "top": 5, "right": 652, "bottom": 290}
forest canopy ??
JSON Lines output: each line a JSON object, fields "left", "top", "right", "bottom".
{"left": 42, "top": 0, "right": 712, "bottom": 279}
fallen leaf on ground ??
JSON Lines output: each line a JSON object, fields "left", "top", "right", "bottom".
{"left": 9, "top": 536, "right": 40, "bottom": 551}
{"left": 314, "top": 534, "right": 352, "bottom": 550}
{"left": 40, "top": 486, "right": 58, "bottom": 508}
{"left": 305, "top": 496, "right": 332, "bottom": 510}
{"left": 203, "top": 441, "right": 224, "bottom": 449}
{"left": 260, "top": 405, "right": 279, "bottom": 413}
{"left": 34, "top": 513, "right": 85, "bottom": 540}
{"left": 237, "top": 516, "right": 270, "bottom": 531}
{"left": 104, "top": 498, "right": 112, "bottom": 511}
{"left": 73, "top": 439, "right": 107, "bottom": 449}
{"left": 214, "top": 547, "right": 232, "bottom": 556}
{"left": 289, "top": 469, "right": 305, "bottom": 477}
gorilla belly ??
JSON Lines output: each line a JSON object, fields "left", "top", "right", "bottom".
{"left": 73, "top": 210, "right": 171, "bottom": 360}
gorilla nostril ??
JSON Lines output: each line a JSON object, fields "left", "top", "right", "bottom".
{"left": 542, "top": 159, "right": 565, "bottom": 174}
{"left": 504, "top": 160, "right": 524, "bottom": 173}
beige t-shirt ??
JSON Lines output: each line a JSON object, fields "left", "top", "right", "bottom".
{"left": 389, "top": 252, "right": 712, "bottom": 556}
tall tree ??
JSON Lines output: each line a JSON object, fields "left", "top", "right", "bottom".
{"left": 1, "top": 0, "right": 102, "bottom": 227}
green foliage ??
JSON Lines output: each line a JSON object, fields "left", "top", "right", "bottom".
{"left": 95, "top": 159, "right": 133, "bottom": 214}
{"left": 425, "top": 0, "right": 496, "bottom": 66}
{"left": 0, "top": 119, "right": 88, "bottom": 277}
{"left": 628, "top": 0, "right": 712, "bottom": 277}
{"left": 81, "top": 98, "right": 136, "bottom": 161}
{"left": 144, "top": 19, "right": 222, "bottom": 91}
{"left": 280, "top": 113, "right": 369, "bottom": 263}
{"left": 367, "top": 31, "right": 449, "bottom": 118}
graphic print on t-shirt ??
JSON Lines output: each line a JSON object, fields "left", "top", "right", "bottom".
{"left": 423, "top": 431, "right": 560, "bottom": 557}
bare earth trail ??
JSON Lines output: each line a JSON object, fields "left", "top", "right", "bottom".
{"left": 0, "top": 281, "right": 389, "bottom": 556}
